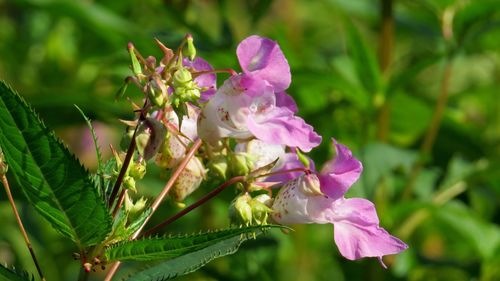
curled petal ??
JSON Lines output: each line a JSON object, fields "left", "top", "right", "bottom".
{"left": 326, "top": 198, "right": 408, "bottom": 261}
{"left": 237, "top": 35, "right": 291, "bottom": 92}
{"left": 275, "top": 91, "right": 298, "bottom": 113}
{"left": 319, "top": 139, "right": 363, "bottom": 199}
{"left": 247, "top": 107, "right": 322, "bottom": 152}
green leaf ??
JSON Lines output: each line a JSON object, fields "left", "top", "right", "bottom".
{"left": 0, "top": 81, "right": 112, "bottom": 247}
{"left": 0, "top": 264, "right": 33, "bottom": 281}
{"left": 120, "top": 226, "right": 282, "bottom": 281}
{"left": 74, "top": 105, "right": 104, "bottom": 178}
{"left": 345, "top": 20, "right": 381, "bottom": 95}
{"left": 105, "top": 225, "right": 282, "bottom": 262}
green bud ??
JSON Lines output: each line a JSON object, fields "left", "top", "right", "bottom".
{"left": 173, "top": 68, "right": 193, "bottom": 86}
{"left": 229, "top": 152, "right": 253, "bottom": 177}
{"left": 185, "top": 34, "right": 196, "bottom": 61}
{"left": 129, "top": 161, "right": 146, "bottom": 179}
{"left": 249, "top": 194, "right": 273, "bottom": 225}
{"left": 124, "top": 193, "right": 148, "bottom": 222}
{"left": 228, "top": 193, "right": 253, "bottom": 226}
{"left": 123, "top": 176, "right": 136, "bottom": 192}
{"left": 128, "top": 42, "right": 142, "bottom": 76}
{"left": 296, "top": 149, "right": 310, "bottom": 169}
{"left": 147, "top": 85, "right": 166, "bottom": 107}
{"left": 207, "top": 154, "right": 228, "bottom": 179}
{"left": 0, "top": 148, "right": 8, "bottom": 175}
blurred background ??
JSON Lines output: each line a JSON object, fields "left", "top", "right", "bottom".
{"left": 1, "top": 0, "right": 500, "bottom": 280}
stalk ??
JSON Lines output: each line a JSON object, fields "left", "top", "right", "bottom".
{"left": 104, "top": 138, "right": 202, "bottom": 281}
{"left": 1, "top": 174, "right": 46, "bottom": 281}
{"left": 376, "top": 0, "right": 394, "bottom": 142}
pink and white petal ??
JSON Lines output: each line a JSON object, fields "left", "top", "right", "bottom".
{"left": 319, "top": 139, "right": 363, "bottom": 199}
{"left": 275, "top": 91, "right": 298, "bottom": 113}
{"left": 328, "top": 198, "right": 408, "bottom": 261}
{"left": 235, "top": 139, "right": 285, "bottom": 170}
{"left": 236, "top": 35, "right": 291, "bottom": 92}
{"left": 197, "top": 96, "right": 234, "bottom": 144}
{"left": 247, "top": 108, "right": 322, "bottom": 152}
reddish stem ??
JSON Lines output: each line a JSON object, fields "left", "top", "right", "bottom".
{"left": 142, "top": 175, "right": 246, "bottom": 237}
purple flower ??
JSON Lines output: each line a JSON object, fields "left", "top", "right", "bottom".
{"left": 198, "top": 35, "right": 321, "bottom": 152}
{"left": 271, "top": 139, "right": 408, "bottom": 266}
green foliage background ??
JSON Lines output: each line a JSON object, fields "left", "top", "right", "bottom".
{"left": 0, "top": 0, "right": 499, "bottom": 280}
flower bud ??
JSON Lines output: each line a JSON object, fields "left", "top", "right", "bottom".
{"left": 229, "top": 152, "right": 253, "bottom": 177}
{"left": 228, "top": 193, "right": 253, "bottom": 226}
{"left": 171, "top": 157, "right": 206, "bottom": 202}
{"left": 299, "top": 173, "right": 323, "bottom": 196}
{"left": 123, "top": 175, "right": 136, "bottom": 192}
{"left": 124, "top": 193, "right": 148, "bottom": 222}
{"left": 129, "top": 161, "right": 146, "bottom": 179}
{"left": 173, "top": 68, "right": 193, "bottom": 86}
{"left": 249, "top": 194, "right": 273, "bottom": 225}
{"left": 128, "top": 42, "right": 142, "bottom": 76}
{"left": 185, "top": 34, "right": 196, "bottom": 61}
{"left": 207, "top": 154, "right": 228, "bottom": 179}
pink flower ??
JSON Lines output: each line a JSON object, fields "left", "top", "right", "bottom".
{"left": 271, "top": 139, "right": 408, "bottom": 266}
{"left": 198, "top": 35, "right": 321, "bottom": 152}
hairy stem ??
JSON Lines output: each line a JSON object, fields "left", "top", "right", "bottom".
{"left": 1, "top": 175, "right": 46, "bottom": 281}
{"left": 142, "top": 175, "right": 246, "bottom": 237}
{"left": 104, "top": 138, "right": 202, "bottom": 281}
{"left": 376, "top": 0, "right": 394, "bottom": 142}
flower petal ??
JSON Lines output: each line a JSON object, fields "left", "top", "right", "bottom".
{"left": 276, "top": 91, "right": 298, "bottom": 113}
{"left": 266, "top": 153, "right": 315, "bottom": 183}
{"left": 327, "top": 198, "right": 408, "bottom": 261}
{"left": 319, "top": 139, "right": 363, "bottom": 199}
{"left": 237, "top": 35, "right": 291, "bottom": 92}
{"left": 247, "top": 107, "right": 322, "bottom": 152}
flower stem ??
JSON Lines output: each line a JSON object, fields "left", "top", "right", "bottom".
{"left": 376, "top": 0, "right": 394, "bottom": 142}
{"left": 142, "top": 175, "right": 246, "bottom": 237}
{"left": 107, "top": 124, "right": 138, "bottom": 208}
{"left": 104, "top": 138, "right": 202, "bottom": 281}
{"left": 1, "top": 175, "right": 46, "bottom": 281}
{"left": 402, "top": 60, "right": 453, "bottom": 199}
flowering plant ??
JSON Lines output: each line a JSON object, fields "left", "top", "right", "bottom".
{"left": 0, "top": 34, "right": 406, "bottom": 281}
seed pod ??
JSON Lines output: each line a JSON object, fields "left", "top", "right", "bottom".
{"left": 135, "top": 117, "right": 167, "bottom": 160}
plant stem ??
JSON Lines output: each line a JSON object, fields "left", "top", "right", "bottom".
{"left": 1, "top": 175, "right": 46, "bottom": 281}
{"left": 402, "top": 60, "right": 453, "bottom": 199}
{"left": 104, "top": 138, "right": 202, "bottom": 281}
{"left": 376, "top": 0, "right": 394, "bottom": 142}
{"left": 142, "top": 175, "right": 246, "bottom": 237}
{"left": 77, "top": 266, "right": 89, "bottom": 281}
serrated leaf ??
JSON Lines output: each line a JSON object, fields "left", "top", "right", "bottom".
{"left": 0, "top": 81, "right": 112, "bottom": 247}
{"left": 75, "top": 105, "right": 104, "bottom": 183}
{"left": 122, "top": 226, "right": 282, "bottom": 281}
{"left": 0, "top": 264, "right": 34, "bottom": 281}
{"left": 105, "top": 225, "right": 282, "bottom": 262}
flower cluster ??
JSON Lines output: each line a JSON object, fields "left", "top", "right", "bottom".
{"left": 117, "top": 34, "right": 407, "bottom": 267}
